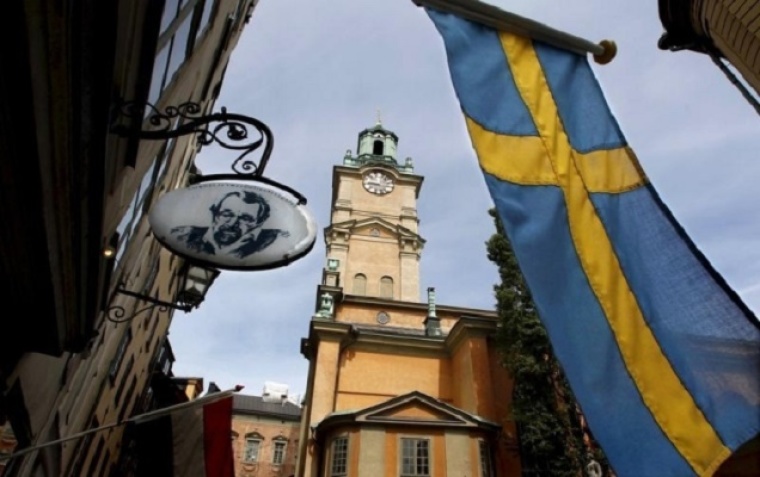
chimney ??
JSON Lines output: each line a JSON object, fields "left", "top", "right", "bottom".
{"left": 424, "top": 287, "right": 442, "bottom": 337}
{"left": 206, "top": 382, "right": 222, "bottom": 395}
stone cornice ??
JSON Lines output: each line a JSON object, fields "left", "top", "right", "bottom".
{"left": 301, "top": 293, "right": 500, "bottom": 360}
{"left": 339, "top": 294, "right": 497, "bottom": 319}
{"left": 328, "top": 217, "right": 421, "bottom": 238}
{"left": 445, "top": 315, "right": 500, "bottom": 352}
{"left": 350, "top": 329, "right": 447, "bottom": 354}
{"left": 307, "top": 319, "right": 445, "bottom": 354}
{"left": 324, "top": 217, "right": 426, "bottom": 249}
{"left": 233, "top": 409, "right": 302, "bottom": 422}
{"left": 332, "top": 164, "right": 424, "bottom": 204}
{"left": 301, "top": 319, "right": 354, "bottom": 359}
{"left": 304, "top": 317, "right": 500, "bottom": 361}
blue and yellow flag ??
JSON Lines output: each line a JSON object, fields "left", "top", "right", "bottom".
{"left": 427, "top": 8, "right": 760, "bottom": 477}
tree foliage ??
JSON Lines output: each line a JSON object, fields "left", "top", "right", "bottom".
{"left": 486, "top": 209, "right": 609, "bottom": 476}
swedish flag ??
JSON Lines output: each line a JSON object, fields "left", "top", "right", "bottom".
{"left": 427, "top": 7, "right": 760, "bottom": 477}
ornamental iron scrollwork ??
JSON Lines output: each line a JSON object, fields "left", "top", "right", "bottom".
{"left": 104, "top": 283, "right": 190, "bottom": 324}
{"left": 110, "top": 100, "right": 273, "bottom": 177}
{"left": 106, "top": 303, "right": 170, "bottom": 324}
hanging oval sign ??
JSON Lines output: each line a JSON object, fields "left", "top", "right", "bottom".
{"left": 149, "top": 180, "right": 317, "bottom": 270}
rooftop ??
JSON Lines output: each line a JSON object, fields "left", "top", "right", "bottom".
{"left": 232, "top": 394, "right": 302, "bottom": 420}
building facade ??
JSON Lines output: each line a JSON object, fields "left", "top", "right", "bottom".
{"left": 659, "top": 0, "right": 760, "bottom": 95}
{"left": 297, "top": 124, "right": 521, "bottom": 477}
{"left": 232, "top": 395, "right": 301, "bottom": 477}
{"left": 105, "top": 340, "right": 206, "bottom": 477}
{"left": 0, "top": 1, "right": 258, "bottom": 475}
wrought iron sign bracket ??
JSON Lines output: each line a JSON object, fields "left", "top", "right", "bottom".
{"left": 108, "top": 100, "right": 318, "bottom": 274}
{"left": 110, "top": 101, "right": 274, "bottom": 177}
{"left": 105, "top": 286, "right": 178, "bottom": 324}
{"left": 103, "top": 262, "right": 220, "bottom": 323}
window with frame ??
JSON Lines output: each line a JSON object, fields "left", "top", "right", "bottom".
{"left": 380, "top": 276, "right": 394, "bottom": 298}
{"left": 272, "top": 439, "right": 287, "bottom": 465}
{"left": 159, "top": 0, "right": 182, "bottom": 35}
{"left": 160, "top": 350, "right": 172, "bottom": 375}
{"left": 114, "top": 356, "right": 134, "bottom": 405}
{"left": 68, "top": 416, "right": 99, "bottom": 476}
{"left": 243, "top": 434, "right": 262, "bottom": 462}
{"left": 113, "top": 145, "right": 168, "bottom": 263}
{"left": 154, "top": 137, "right": 177, "bottom": 196}
{"left": 102, "top": 450, "right": 112, "bottom": 476}
{"left": 194, "top": 0, "right": 216, "bottom": 43}
{"left": 109, "top": 328, "right": 133, "bottom": 381}
{"left": 118, "top": 377, "right": 138, "bottom": 422}
{"left": 142, "top": 386, "right": 155, "bottom": 411}
{"left": 400, "top": 438, "right": 430, "bottom": 477}
{"left": 353, "top": 274, "right": 367, "bottom": 295}
{"left": 149, "top": 317, "right": 162, "bottom": 354}
{"left": 140, "top": 264, "right": 160, "bottom": 327}
{"left": 149, "top": 0, "right": 218, "bottom": 104}
{"left": 330, "top": 436, "right": 348, "bottom": 476}
{"left": 84, "top": 437, "right": 106, "bottom": 477}
{"left": 479, "top": 440, "right": 493, "bottom": 477}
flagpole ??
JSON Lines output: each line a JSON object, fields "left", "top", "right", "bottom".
{"left": 413, "top": 0, "right": 617, "bottom": 64}
{"left": 0, "top": 386, "right": 243, "bottom": 463}
{"left": 0, "top": 421, "right": 126, "bottom": 463}
{"left": 127, "top": 384, "right": 242, "bottom": 424}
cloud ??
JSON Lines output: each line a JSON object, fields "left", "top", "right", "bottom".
{"left": 170, "top": 0, "right": 760, "bottom": 397}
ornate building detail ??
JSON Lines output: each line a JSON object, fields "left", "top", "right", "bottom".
{"left": 299, "top": 122, "right": 519, "bottom": 477}
{"left": 376, "top": 311, "right": 391, "bottom": 324}
{"left": 314, "top": 292, "right": 335, "bottom": 319}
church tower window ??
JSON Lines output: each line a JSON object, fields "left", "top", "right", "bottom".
{"left": 353, "top": 274, "right": 367, "bottom": 295}
{"left": 380, "top": 276, "right": 394, "bottom": 299}
{"left": 325, "top": 122, "right": 423, "bottom": 303}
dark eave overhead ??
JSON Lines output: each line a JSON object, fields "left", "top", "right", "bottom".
{"left": 0, "top": 0, "right": 122, "bottom": 358}
{"left": 0, "top": 0, "right": 164, "bottom": 361}
{"left": 657, "top": 0, "right": 708, "bottom": 52}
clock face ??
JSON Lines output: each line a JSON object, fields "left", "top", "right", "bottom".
{"left": 363, "top": 171, "right": 394, "bottom": 195}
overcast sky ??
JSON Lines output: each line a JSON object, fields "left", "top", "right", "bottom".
{"left": 169, "top": 0, "right": 760, "bottom": 400}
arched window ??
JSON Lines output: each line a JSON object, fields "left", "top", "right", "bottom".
{"left": 373, "top": 140, "right": 384, "bottom": 155}
{"left": 380, "top": 276, "right": 394, "bottom": 299}
{"left": 272, "top": 436, "right": 288, "bottom": 465}
{"left": 353, "top": 274, "right": 367, "bottom": 295}
{"left": 244, "top": 432, "right": 264, "bottom": 462}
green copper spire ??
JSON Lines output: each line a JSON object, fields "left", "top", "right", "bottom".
{"left": 424, "top": 287, "right": 442, "bottom": 337}
{"left": 342, "top": 119, "right": 414, "bottom": 173}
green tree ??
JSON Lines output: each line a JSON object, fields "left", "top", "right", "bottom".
{"left": 486, "top": 209, "right": 608, "bottom": 476}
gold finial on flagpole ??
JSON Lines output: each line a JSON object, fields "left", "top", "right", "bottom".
{"left": 593, "top": 40, "right": 617, "bottom": 65}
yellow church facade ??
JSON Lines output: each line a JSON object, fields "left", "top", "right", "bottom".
{"left": 296, "top": 123, "right": 521, "bottom": 476}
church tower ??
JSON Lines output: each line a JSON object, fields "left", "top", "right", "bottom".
{"left": 323, "top": 120, "right": 425, "bottom": 302}
{"left": 297, "top": 123, "right": 520, "bottom": 477}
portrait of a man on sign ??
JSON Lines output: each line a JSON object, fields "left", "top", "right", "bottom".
{"left": 170, "top": 190, "right": 289, "bottom": 259}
